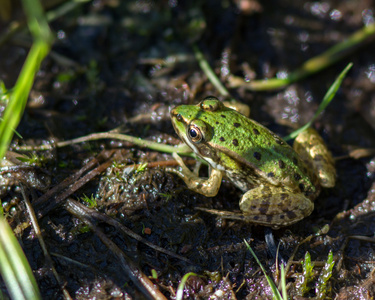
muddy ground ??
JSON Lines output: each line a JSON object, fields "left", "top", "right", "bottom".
{"left": 1, "top": 0, "right": 375, "bottom": 299}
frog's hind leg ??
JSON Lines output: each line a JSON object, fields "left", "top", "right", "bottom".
{"left": 293, "top": 128, "right": 336, "bottom": 188}
{"left": 239, "top": 185, "right": 314, "bottom": 229}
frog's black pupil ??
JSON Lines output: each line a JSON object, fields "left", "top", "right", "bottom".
{"left": 190, "top": 129, "right": 197, "bottom": 138}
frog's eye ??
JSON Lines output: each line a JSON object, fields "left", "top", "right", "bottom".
{"left": 199, "top": 96, "right": 222, "bottom": 112}
{"left": 188, "top": 125, "right": 203, "bottom": 143}
{"left": 187, "top": 120, "right": 213, "bottom": 143}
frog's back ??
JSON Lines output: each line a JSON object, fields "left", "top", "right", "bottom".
{"left": 203, "top": 108, "right": 318, "bottom": 197}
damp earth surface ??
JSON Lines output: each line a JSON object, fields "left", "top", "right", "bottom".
{"left": 1, "top": 0, "right": 375, "bottom": 298}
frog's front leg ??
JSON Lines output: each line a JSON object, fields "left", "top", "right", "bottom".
{"left": 167, "top": 153, "right": 223, "bottom": 197}
{"left": 239, "top": 185, "right": 314, "bottom": 228}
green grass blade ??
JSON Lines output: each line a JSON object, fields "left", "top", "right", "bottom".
{"left": 0, "top": 214, "right": 41, "bottom": 300}
{"left": 192, "top": 44, "right": 231, "bottom": 97}
{"left": 244, "top": 239, "right": 283, "bottom": 300}
{"left": 283, "top": 62, "right": 352, "bottom": 141}
{"left": 280, "top": 263, "right": 287, "bottom": 300}
{"left": 0, "top": 41, "right": 50, "bottom": 158}
{"left": 0, "top": 0, "right": 53, "bottom": 159}
{"left": 229, "top": 23, "right": 374, "bottom": 91}
{"left": 0, "top": 0, "right": 52, "bottom": 299}
{"left": 21, "top": 0, "right": 53, "bottom": 42}
{"left": 176, "top": 272, "right": 198, "bottom": 300}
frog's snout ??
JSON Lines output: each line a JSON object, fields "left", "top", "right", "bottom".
{"left": 170, "top": 107, "right": 184, "bottom": 123}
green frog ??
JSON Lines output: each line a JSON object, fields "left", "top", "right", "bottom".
{"left": 169, "top": 97, "right": 336, "bottom": 229}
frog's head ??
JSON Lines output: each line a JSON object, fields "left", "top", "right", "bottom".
{"left": 170, "top": 97, "right": 227, "bottom": 159}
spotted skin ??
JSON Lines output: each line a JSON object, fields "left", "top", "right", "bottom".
{"left": 169, "top": 97, "right": 336, "bottom": 229}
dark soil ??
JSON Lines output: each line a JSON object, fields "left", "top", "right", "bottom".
{"left": 1, "top": 0, "right": 375, "bottom": 299}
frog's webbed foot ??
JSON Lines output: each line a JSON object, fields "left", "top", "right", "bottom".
{"left": 293, "top": 128, "right": 336, "bottom": 188}
{"left": 167, "top": 153, "right": 223, "bottom": 197}
{"left": 195, "top": 207, "right": 249, "bottom": 220}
